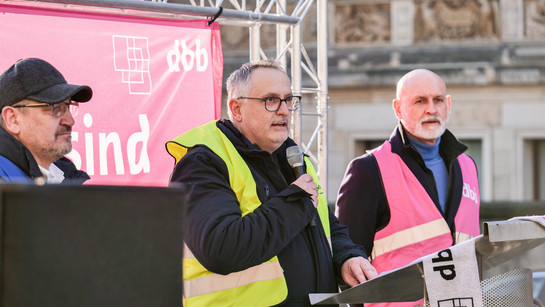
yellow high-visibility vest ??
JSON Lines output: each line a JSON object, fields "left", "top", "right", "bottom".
{"left": 166, "top": 120, "right": 331, "bottom": 307}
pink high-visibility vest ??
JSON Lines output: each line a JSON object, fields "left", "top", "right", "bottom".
{"left": 365, "top": 141, "right": 480, "bottom": 307}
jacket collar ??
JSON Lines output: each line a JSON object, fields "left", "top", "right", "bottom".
{"left": 0, "top": 127, "right": 42, "bottom": 178}
{"left": 390, "top": 123, "right": 468, "bottom": 167}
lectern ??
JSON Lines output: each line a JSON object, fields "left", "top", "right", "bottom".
{"left": 310, "top": 218, "right": 545, "bottom": 305}
{"left": 0, "top": 184, "right": 186, "bottom": 307}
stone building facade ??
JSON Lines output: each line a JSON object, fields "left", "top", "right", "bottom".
{"left": 220, "top": 0, "right": 545, "bottom": 204}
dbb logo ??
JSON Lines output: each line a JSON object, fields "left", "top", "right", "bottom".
{"left": 167, "top": 39, "right": 208, "bottom": 72}
{"left": 432, "top": 249, "right": 456, "bottom": 281}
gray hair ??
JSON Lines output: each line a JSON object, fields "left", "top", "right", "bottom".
{"left": 225, "top": 60, "right": 286, "bottom": 119}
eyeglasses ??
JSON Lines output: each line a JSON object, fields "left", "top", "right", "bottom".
{"left": 238, "top": 95, "right": 301, "bottom": 112}
{"left": 12, "top": 101, "right": 79, "bottom": 117}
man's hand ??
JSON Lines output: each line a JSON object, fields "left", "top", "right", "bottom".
{"left": 340, "top": 256, "right": 378, "bottom": 287}
{"left": 292, "top": 174, "right": 318, "bottom": 208}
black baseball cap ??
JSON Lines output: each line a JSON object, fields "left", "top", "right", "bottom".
{"left": 0, "top": 58, "right": 93, "bottom": 109}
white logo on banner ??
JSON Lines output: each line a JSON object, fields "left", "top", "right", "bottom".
{"left": 112, "top": 35, "right": 153, "bottom": 95}
{"left": 166, "top": 39, "right": 208, "bottom": 72}
{"left": 68, "top": 114, "right": 151, "bottom": 176}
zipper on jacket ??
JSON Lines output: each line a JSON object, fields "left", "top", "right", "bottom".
{"left": 264, "top": 183, "right": 270, "bottom": 198}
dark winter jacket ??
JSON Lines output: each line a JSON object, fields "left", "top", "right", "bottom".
{"left": 170, "top": 119, "right": 367, "bottom": 306}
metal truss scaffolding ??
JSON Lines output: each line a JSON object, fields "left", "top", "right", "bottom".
{"left": 6, "top": 0, "right": 329, "bottom": 191}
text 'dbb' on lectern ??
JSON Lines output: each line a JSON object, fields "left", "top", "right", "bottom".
{"left": 310, "top": 217, "right": 545, "bottom": 305}
{"left": 0, "top": 183, "right": 186, "bottom": 307}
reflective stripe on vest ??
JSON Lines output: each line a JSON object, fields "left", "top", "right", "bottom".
{"left": 370, "top": 218, "right": 451, "bottom": 261}
{"left": 183, "top": 245, "right": 285, "bottom": 298}
{"left": 166, "top": 120, "right": 331, "bottom": 306}
{"left": 369, "top": 141, "right": 480, "bottom": 275}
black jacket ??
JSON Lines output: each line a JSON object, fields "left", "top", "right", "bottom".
{"left": 170, "top": 119, "right": 367, "bottom": 306}
{"left": 0, "top": 127, "right": 89, "bottom": 184}
{"left": 336, "top": 124, "right": 470, "bottom": 256}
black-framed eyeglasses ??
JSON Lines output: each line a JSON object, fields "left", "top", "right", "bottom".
{"left": 12, "top": 101, "right": 79, "bottom": 117}
{"left": 238, "top": 95, "right": 301, "bottom": 112}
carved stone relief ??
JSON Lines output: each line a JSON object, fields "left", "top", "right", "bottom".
{"left": 219, "top": 0, "right": 545, "bottom": 51}
{"left": 334, "top": 3, "right": 391, "bottom": 44}
{"left": 526, "top": 0, "right": 545, "bottom": 38}
{"left": 414, "top": 0, "right": 498, "bottom": 42}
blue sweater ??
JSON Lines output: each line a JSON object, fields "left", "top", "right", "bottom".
{"left": 408, "top": 136, "right": 448, "bottom": 212}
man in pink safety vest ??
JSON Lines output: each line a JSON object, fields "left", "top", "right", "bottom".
{"left": 336, "top": 69, "right": 480, "bottom": 307}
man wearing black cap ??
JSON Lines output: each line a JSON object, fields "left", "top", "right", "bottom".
{"left": 0, "top": 58, "right": 93, "bottom": 184}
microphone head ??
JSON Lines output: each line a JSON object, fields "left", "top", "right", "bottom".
{"left": 286, "top": 145, "right": 304, "bottom": 168}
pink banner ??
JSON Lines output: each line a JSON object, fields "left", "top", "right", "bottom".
{"left": 0, "top": 3, "right": 223, "bottom": 186}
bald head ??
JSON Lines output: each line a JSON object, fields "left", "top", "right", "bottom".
{"left": 393, "top": 69, "right": 451, "bottom": 145}
{"left": 396, "top": 69, "right": 446, "bottom": 100}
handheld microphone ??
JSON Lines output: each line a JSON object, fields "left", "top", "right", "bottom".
{"left": 286, "top": 145, "right": 305, "bottom": 177}
{"left": 286, "top": 145, "right": 317, "bottom": 227}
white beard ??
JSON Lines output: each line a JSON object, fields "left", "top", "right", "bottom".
{"left": 405, "top": 114, "right": 449, "bottom": 142}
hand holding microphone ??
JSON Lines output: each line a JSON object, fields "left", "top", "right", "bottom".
{"left": 287, "top": 145, "right": 318, "bottom": 208}
{"left": 292, "top": 175, "right": 318, "bottom": 208}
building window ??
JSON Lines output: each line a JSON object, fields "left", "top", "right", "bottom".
{"left": 354, "top": 139, "right": 384, "bottom": 156}
{"left": 461, "top": 139, "right": 482, "bottom": 179}
{"left": 523, "top": 139, "right": 545, "bottom": 201}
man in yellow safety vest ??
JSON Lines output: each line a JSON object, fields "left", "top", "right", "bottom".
{"left": 167, "top": 59, "right": 377, "bottom": 306}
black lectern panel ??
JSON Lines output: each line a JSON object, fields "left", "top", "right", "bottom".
{"left": 0, "top": 184, "right": 186, "bottom": 307}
